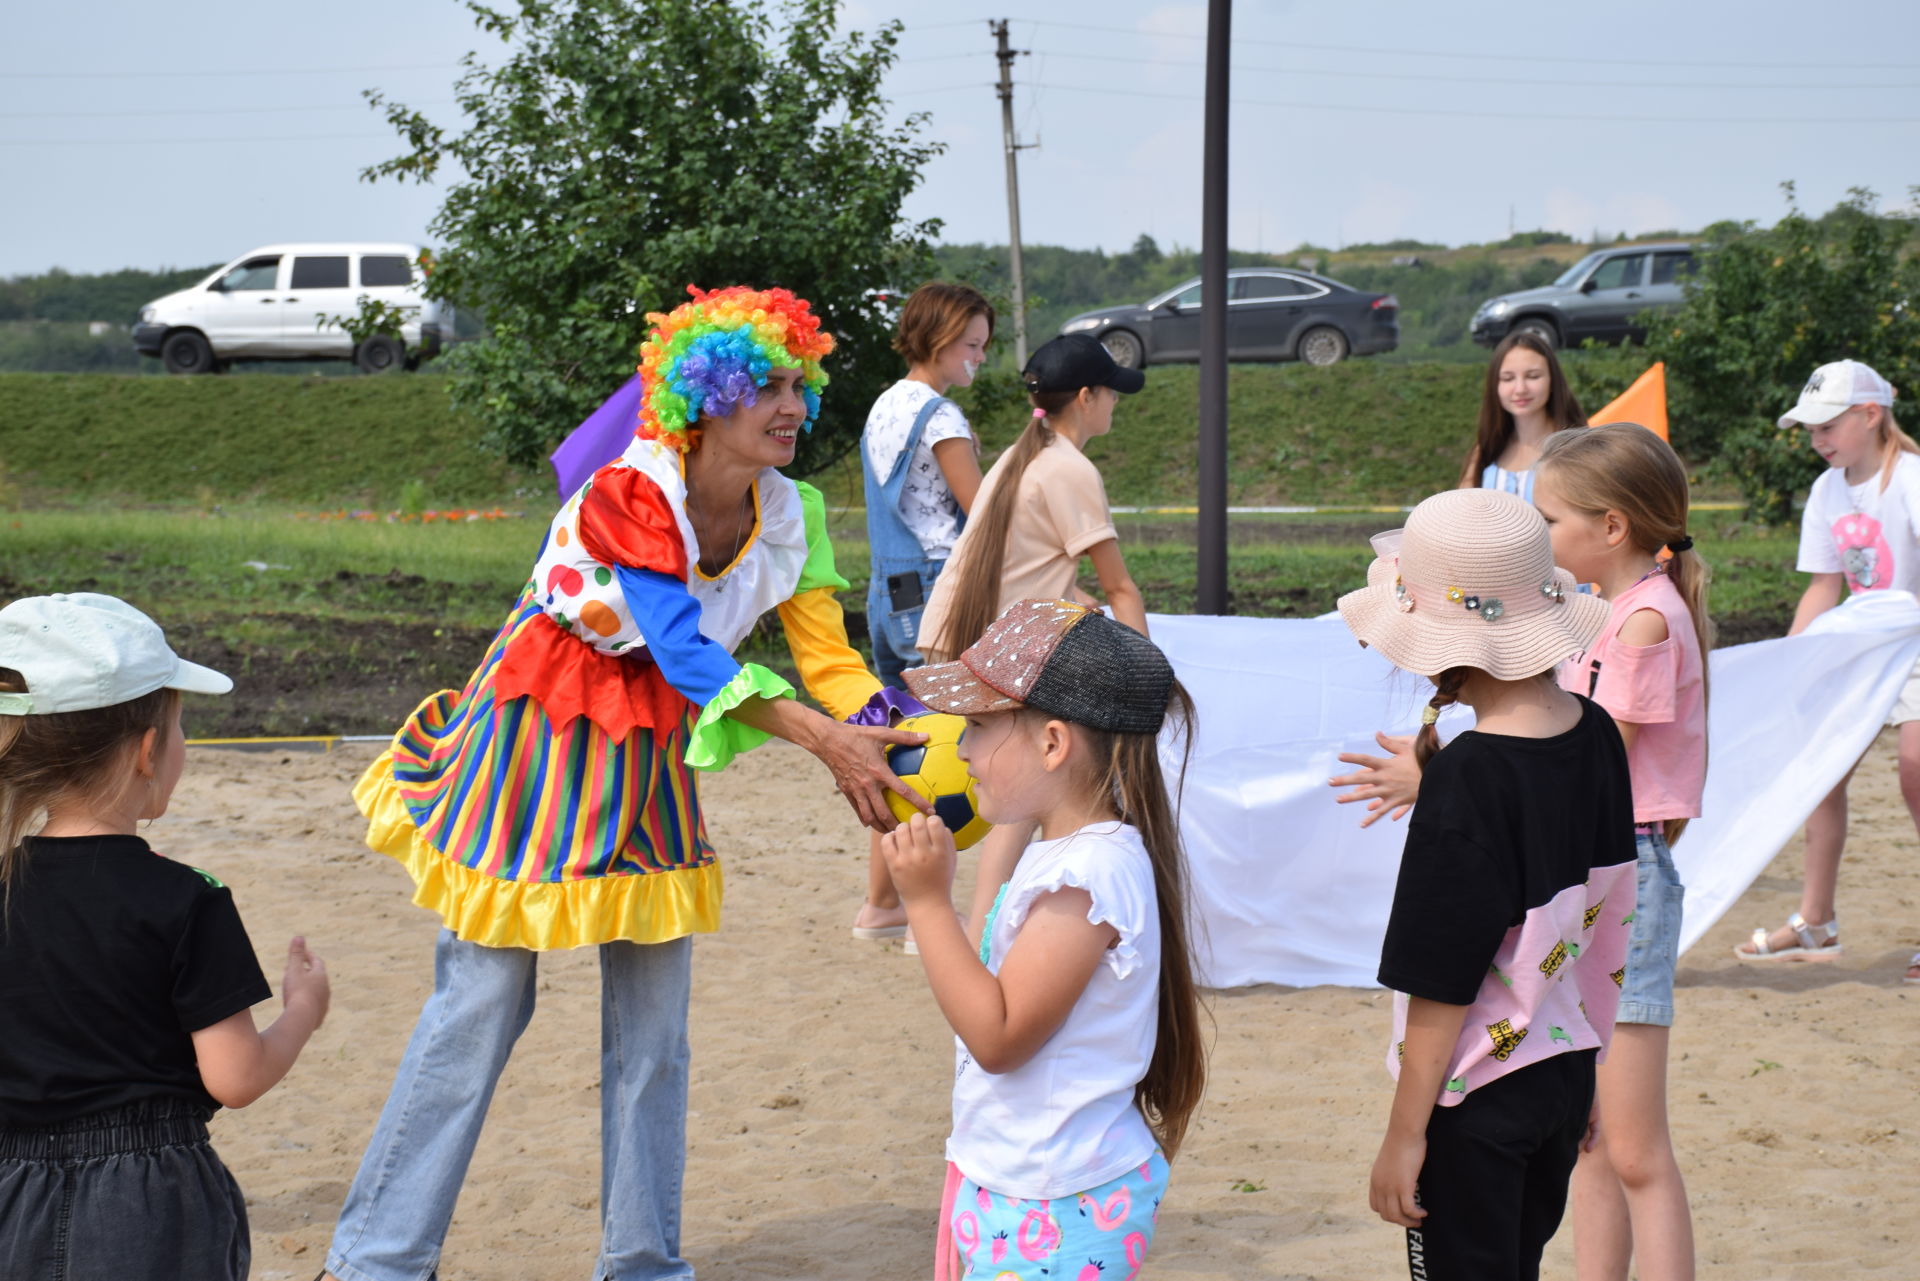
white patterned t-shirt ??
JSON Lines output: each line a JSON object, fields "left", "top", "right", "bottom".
{"left": 1797, "top": 453, "right": 1920, "bottom": 597}
{"left": 861, "top": 379, "right": 976, "bottom": 558}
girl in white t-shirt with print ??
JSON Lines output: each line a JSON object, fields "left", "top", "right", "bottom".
{"left": 854, "top": 282, "right": 995, "bottom": 944}
{"left": 1736, "top": 359, "right": 1920, "bottom": 984}
{"left": 881, "top": 599, "right": 1205, "bottom": 1281}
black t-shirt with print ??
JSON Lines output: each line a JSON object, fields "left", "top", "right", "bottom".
{"left": 1378, "top": 697, "right": 1636, "bottom": 1005}
{"left": 0, "top": 835, "right": 272, "bottom": 1125}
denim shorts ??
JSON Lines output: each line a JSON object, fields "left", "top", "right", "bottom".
{"left": 1617, "top": 828, "right": 1685, "bottom": 1027}
{"left": 0, "top": 1098, "right": 249, "bottom": 1281}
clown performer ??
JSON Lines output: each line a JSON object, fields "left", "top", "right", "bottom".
{"left": 322, "top": 286, "right": 928, "bottom": 1281}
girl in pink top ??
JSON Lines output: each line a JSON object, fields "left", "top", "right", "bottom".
{"left": 1534, "top": 423, "right": 1708, "bottom": 1281}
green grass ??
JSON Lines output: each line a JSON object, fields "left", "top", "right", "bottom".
{"left": 0, "top": 372, "right": 541, "bottom": 507}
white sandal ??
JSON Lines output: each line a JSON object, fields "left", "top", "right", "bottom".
{"left": 1734, "top": 912, "right": 1842, "bottom": 962}
{"left": 1903, "top": 952, "right": 1920, "bottom": 986}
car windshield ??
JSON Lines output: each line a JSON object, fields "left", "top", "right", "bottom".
{"left": 1552, "top": 252, "right": 1605, "bottom": 288}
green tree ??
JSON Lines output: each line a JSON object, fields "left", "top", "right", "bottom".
{"left": 364, "top": 0, "right": 943, "bottom": 472}
{"left": 1649, "top": 185, "right": 1920, "bottom": 522}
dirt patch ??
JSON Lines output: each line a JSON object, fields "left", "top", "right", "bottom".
{"left": 167, "top": 614, "right": 497, "bottom": 738}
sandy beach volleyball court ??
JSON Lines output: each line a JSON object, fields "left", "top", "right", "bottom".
{"left": 185, "top": 732, "right": 1916, "bottom": 1280}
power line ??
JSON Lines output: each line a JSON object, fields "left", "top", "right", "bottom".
{"left": 1, "top": 101, "right": 454, "bottom": 121}
{"left": 1021, "top": 80, "right": 1920, "bottom": 125}
{"left": 0, "top": 132, "right": 395, "bottom": 147}
{"left": 1022, "top": 19, "right": 1920, "bottom": 71}
{"left": 0, "top": 62, "right": 460, "bottom": 80}
{"left": 1021, "top": 48, "right": 1920, "bottom": 91}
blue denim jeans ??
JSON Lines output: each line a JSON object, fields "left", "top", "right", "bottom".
{"left": 326, "top": 929, "right": 694, "bottom": 1281}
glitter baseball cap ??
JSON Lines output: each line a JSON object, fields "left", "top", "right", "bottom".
{"left": 1777, "top": 359, "right": 1895, "bottom": 429}
{"left": 0, "top": 593, "right": 231, "bottom": 715}
{"left": 903, "top": 599, "right": 1174, "bottom": 735}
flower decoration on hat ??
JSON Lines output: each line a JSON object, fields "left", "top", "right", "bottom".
{"left": 1540, "top": 578, "right": 1566, "bottom": 604}
{"left": 1445, "top": 586, "right": 1464, "bottom": 603}
{"left": 1463, "top": 594, "right": 1481, "bottom": 611}
{"left": 1478, "top": 598, "right": 1505, "bottom": 622}
{"left": 1393, "top": 565, "right": 1415, "bottom": 613}
{"left": 636, "top": 285, "right": 835, "bottom": 452}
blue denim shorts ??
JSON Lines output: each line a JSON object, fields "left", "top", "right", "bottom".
{"left": 1617, "top": 828, "right": 1685, "bottom": 1027}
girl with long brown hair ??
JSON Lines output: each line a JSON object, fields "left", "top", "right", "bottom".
{"left": 1459, "top": 330, "right": 1587, "bottom": 500}
{"left": 881, "top": 600, "right": 1206, "bottom": 1281}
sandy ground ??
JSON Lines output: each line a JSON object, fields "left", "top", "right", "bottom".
{"left": 173, "top": 730, "right": 1920, "bottom": 1281}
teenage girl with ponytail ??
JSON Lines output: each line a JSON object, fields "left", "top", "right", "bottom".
{"left": 915, "top": 333, "right": 1149, "bottom": 947}
{"left": 881, "top": 599, "right": 1205, "bottom": 1280}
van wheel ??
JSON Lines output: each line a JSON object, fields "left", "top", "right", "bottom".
{"left": 161, "top": 331, "right": 216, "bottom": 375}
{"left": 1297, "top": 326, "right": 1349, "bottom": 367}
{"left": 355, "top": 335, "right": 406, "bottom": 374}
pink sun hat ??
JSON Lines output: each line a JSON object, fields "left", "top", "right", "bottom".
{"left": 1337, "top": 488, "right": 1610, "bottom": 680}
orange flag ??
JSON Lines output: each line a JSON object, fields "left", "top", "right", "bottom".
{"left": 1590, "top": 361, "right": 1668, "bottom": 441}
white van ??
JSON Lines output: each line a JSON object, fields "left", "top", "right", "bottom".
{"left": 131, "top": 242, "right": 454, "bottom": 374}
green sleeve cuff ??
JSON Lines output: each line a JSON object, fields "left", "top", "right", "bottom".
{"left": 793, "top": 481, "right": 852, "bottom": 594}
{"left": 685, "top": 663, "right": 797, "bottom": 771}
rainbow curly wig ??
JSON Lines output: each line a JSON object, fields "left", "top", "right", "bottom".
{"left": 636, "top": 285, "right": 834, "bottom": 450}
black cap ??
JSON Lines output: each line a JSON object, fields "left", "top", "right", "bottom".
{"left": 1023, "top": 333, "right": 1146, "bottom": 396}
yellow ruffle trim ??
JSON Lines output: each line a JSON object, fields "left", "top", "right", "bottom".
{"left": 354, "top": 750, "right": 723, "bottom": 950}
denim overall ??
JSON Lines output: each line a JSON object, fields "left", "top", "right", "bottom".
{"left": 864, "top": 395, "right": 960, "bottom": 689}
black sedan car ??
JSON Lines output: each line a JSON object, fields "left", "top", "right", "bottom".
{"left": 1058, "top": 268, "right": 1398, "bottom": 368}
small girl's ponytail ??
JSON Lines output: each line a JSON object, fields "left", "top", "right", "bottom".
{"left": 1538, "top": 423, "right": 1712, "bottom": 843}
{"left": 1413, "top": 668, "right": 1470, "bottom": 767}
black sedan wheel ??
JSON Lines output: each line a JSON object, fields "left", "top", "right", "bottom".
{"left": 1100, "top": 329, "right": 1145, "bottom": 370}
{"left": 161, "top": 331, "right": 216, "bottom": 375}
{"left": 1297, "top": 326, "right": 1349, "bottom": 367}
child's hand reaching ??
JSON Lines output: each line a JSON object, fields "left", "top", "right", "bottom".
{"left": 879, "top": 813, "right": 957, "bottom": 907}
{"left": 1329, "top": 732, "right": 1422, "bottom": 827}
{"left": 283, "top": 936, "right": 331, "bottom": 1030}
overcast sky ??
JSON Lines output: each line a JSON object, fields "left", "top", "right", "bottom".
{"left": 5, "top": 0, "right": 1917, "bottom": 278}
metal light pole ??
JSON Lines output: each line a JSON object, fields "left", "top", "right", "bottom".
{"left": 1195, "top": 0, "right": 1231, "bottom": 613}
{"left": 992, "top": 19, "right": 1029, "bottom": 368}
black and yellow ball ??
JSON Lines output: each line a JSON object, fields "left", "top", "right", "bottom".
{"left": 884, "top": 712, "right": 992, "bottom": 850}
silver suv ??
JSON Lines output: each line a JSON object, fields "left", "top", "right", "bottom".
{"left": 1470, "top": 242, "right": 1696, "bottom": 349}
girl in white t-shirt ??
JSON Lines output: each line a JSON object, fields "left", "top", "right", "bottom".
{"left": 1736, "top": 360, "right": 1920, "bottom": 984}
{"left": 854, "top": 282, "right": 994, "bottom": 943}
{"left": 881, "top": 600, "right": 1205, "bottom": 1281}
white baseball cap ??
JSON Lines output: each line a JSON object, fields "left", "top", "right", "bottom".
{"left": 0, "top": 593, "right": 231, "bottom": 716}
{"left": 1777, "top": 359, "right": 1896, "bottom": 429}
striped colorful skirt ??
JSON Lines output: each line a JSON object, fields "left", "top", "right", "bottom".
{"left": 355, "top": 585, "right": 721, "bottom": 950}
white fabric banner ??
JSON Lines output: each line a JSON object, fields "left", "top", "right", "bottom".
{"left": 1149, "top": 592, "right": 1920, "bottom": 991}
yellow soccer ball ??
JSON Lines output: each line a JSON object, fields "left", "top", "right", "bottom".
{"left": 884, "top": 712, "right": 992, "bottom": 850}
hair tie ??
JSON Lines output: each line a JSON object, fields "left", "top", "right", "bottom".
{"left": 1421, "top": 703, "right": 1442, "bottom": 726}
{"left": 1032, "top": 407, "right": 1047, "bottom": 419}
{"left": 1666, "top": 536, "right": 1694, "bottom": 554}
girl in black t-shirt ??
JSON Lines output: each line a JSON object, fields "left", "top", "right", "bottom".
{"left": 1336, "top": 491, "right": 1638, "bottom": 1281}
{"left": 0, "top": 593, "right": 330, "bottom": 1281}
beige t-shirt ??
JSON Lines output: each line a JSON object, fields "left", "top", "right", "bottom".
{"left": 919, "top": 433, "right": 1117, "bottom": 656}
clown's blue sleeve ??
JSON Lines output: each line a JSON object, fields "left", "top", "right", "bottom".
{"left": 612, "top": 566, "right": 797, "bottom": 770}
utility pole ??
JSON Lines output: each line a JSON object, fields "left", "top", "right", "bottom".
{"left": 992, "top": 19, "right": 1030, "bottom": 368}
{"left": 1195, "top": 0, "right": 1231, "bottom": 614}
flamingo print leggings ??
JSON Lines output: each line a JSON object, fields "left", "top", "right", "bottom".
{"left": 948, "top": 1150, "right": 1168, "bottom": 1281}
